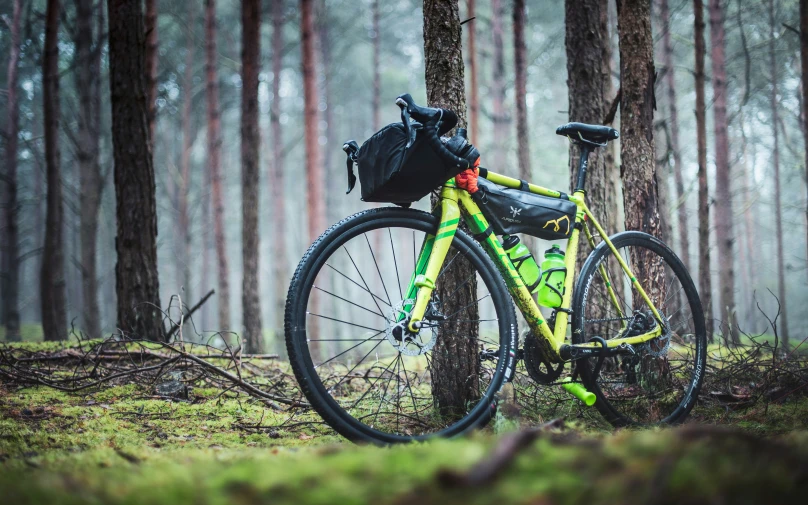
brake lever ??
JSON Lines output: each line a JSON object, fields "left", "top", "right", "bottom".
{"left": 396, "top": 98, "right": 415, "bottom": 148}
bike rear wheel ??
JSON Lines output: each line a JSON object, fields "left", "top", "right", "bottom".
{"left": 572, "top": 232, "right": 707, "bottom": 426}
{"left": 285, "top": 208, "right": 517, "bottom": 444}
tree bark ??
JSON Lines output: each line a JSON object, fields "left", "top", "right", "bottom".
{"left": 466, "top": 0, "right": 479, "bottom": 143}
{"left": 2, "top": 0, "right": 23, "bottom": 341}
{"left": 270, "top": 0, "right": 287, "bottom": 344}
{"left": 205, "top": 0, "right": 230, "bottom": 331}
{"left": 693, "top": 0, "right": 714, "bottom": 338}
{"left": 617, "top": 1, "right": 660, "bottom": 236}
{"left": 708, "top": 0, "right": 739, "bottom": 346}
{"left": 491, "top": 0, "right": 507, "bottom": 173}
{"left": 42, "top": 0, "right": 67, "bottom": 341}
{"left": 768, "top": 0, "right": 789, "bottom": 347}
{"left": 145, "top": 0, "right": 158, "bottom": 145}
{"left": 241, "top": 0, "right": 263, "bottom": 353}
{"left": 423, "top": 0, "right": 478, "bottom": 417}
{"left": 659, "top": 0, "right": 690, "bottom": 271}
{"left": 74, "top": 0, "right": 103, "bottom": 340}
{"left": 108, "top": 0, "right": 163, "bottom": 340}
{"left": 514, "top": 0, "right": 531, "bottom": 184}
{"left": 565, "top": 0, "right": 612, "bottom": 269}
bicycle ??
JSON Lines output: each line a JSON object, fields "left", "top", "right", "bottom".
{"left": 285, "top": 94, "right": 706, "bottom": 444}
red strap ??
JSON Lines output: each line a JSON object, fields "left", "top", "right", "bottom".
{"left": 455, "top": 157, "right": 481, "bottom": 194}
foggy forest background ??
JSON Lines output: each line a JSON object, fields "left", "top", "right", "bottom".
{"left": 0, "top": 0, "right": 805, "bottom": 355}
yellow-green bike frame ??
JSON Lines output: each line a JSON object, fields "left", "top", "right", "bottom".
{"left": 403, "top": 169, "right": 663, "bottom": 363}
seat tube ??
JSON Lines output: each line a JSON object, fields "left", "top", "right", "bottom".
{"left": 574, "top": 145, "right": 591, "bottom": 193}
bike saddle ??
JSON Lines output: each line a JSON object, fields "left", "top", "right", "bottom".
{"left": 556, "top": 122, "right": 619, "bottom": 145}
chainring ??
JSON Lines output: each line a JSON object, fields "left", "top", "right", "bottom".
{"left": 523, "top": 331, "right": 564, "bottom": 384}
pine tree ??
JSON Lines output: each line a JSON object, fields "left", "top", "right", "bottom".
{"left": 241, "top": 0, "right": 263, "bottom": 353}
{"left": 693, "top": 0, "right": 714, "bottom": 338}
{"left": 708, "top": 0, "right": 739, "bottom": 345}
{"left": 205, "top": 0, "right": 231, "bottom": 331}
{"left": 108, "top": 0, "right": 162, "bottom": 339}
{"left": 2, "top": 0, "right": 23, "bottom": 341}
{"left": 423, "top": 0, "right": 478, "bottom": 416}
{"left": 42, "top": 0, "right": 67, "bottom": 341}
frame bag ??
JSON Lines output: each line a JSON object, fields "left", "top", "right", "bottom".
{"left": 473, "top": 177, "right": 577, "bottom": 240}
{"left": 350, "top": 123, "right": 465, "bottom": 204}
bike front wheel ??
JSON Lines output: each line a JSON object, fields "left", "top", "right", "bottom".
{"left": 285, "top": 207, "right": 517, "bottom": 444}
{"left": 572, "top": 231, "right": 707, "bottom": 426}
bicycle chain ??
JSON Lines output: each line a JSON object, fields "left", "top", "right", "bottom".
{"left": 585, "top": 313, "right": 671, "bottom": 357}
{"left": 584, "top": 316, "right": 632, "bottom": 324}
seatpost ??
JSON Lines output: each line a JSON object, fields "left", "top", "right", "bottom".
{"left": 574, "top": 143, "right": 592, "bottom": 193}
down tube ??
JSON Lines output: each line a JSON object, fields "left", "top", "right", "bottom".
{"left": 456, "top": 190, "right": 562, "bottom": 361}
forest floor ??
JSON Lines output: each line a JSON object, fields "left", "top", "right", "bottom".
{"left": 2, "top": 338, "right": 808, "bottom": 504}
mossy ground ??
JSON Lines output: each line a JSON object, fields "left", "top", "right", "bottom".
{"left": 2, "top": 381, "right": 808, "bottom": 504}
{"left": 2, "top": 338, "right": 808, "bottom": 504}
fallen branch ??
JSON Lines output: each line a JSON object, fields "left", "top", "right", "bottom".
{"left": 437, "top": 418, "right": 565, "bottom": 487}
{"left": 165, "top": 289, "right": 216, "bottom": 340}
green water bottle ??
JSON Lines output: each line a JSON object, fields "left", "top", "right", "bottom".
{"left": 537, "top": 245, "right": 567, "bottom": 307}
{"left": 502, "top": 235, "right": 541, "bottom": 293}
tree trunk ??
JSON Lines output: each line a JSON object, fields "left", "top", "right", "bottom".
{"left": 617, "top": 0, "right": 663, "bottom": 316}
{"left": 708, "top": 0, "right": 739, "bottom": 346}
{"left": 693, "top": 0, "right": 713, "bottom": 338}
{"left": 241, "top": 0, "right": 263, "bottom": 353}
{"left": 768, "top": 0, "right": 789, "bottom": 347}
{"left": 514, "top": 0, "right": 531, "bottom": 183}
{"left": 301, "top": 0, "right": 325, "bottom": 353}
{"left": 270, "top": 0, "right": 287, "bottom": 345}
{"left": 491, "top": 0, "right": 507, "bottom": 173}
{"left": 372, "top": 0, "right": 381, "bottom": 132}
{"left": 2, "top": 0, "right": 23, "bottom": 341}
{"left": 179, "top": 0, "right": 195, "bottom": 303}
{"left": 565, "top": 0, "right": 611, "bottom": 270}
{"left": 802, "top": 0, "right": 808, "bottom": 284}
{"left": 466, "top": 0, "right": 479, "bottom": 143}
{"left": 601, "top": 0, "right": 622, "bottom": 236}
{"left": 301, "top": 0, "right": 325, "bottom": 244}
{"left": 738, "top": 114, "right": 758, "bottom": 332}
{"left": 423, "top": 0, "right": 478, "bottom": 417}
{"left": 617, "top": 1, "right": 659, "bottom": 235}
{"left": 205, "top": 0, "right": 230, "bottom": 331}
{"left": 75, "top": 0, "right": 103, "bottom": 340}
{"left": 108, "top": 0, "right": 163, "bottom": 340}
{"left": 145, "top": 0, "right": 158, "bottom": 145}
{"left": 659, "top": 0, "right": 690, "bottom": 270}
{"left": 42, "top": 0, "right": 67, "bottom": 341}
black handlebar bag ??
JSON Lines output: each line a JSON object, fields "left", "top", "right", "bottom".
{"left": 473, "top": 177, "right": 577, "bottom": 240}
{"left": 353, "top": 123, "right": 465, "bottom": 204}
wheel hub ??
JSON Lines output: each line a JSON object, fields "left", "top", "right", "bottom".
{"left": 385, "top": 299, "right": 437, "bottom": 356}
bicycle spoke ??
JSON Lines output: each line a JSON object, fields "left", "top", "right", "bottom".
{"left": 365, "top": 233, "right": 392, "bottom": 306}
{"left": 389, "top": 228, "right": 403, "bottom": 300}
{"left": 315, "top": 330, "right": 385, "bottom": 369}
{"left": 307, "top": 312, "right": 383, "bottom": 333}
{"left": 313, "top": 285, "right": 386, "bottom": 319}
{"left": 344, "top": 245, "right": 388, "bottom": 318}
{"left": 326, "top": 263, "right": 391, "bottom": 308}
